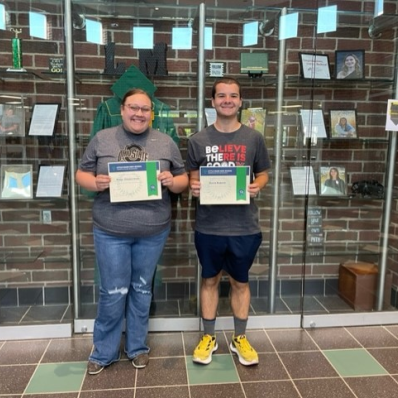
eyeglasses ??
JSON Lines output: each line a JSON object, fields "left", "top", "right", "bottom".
{"left": 124, "top": 104, "right": 152, "bottom": 114}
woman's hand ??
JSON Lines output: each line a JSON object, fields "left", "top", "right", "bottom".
{"left": 95, "top": 174, "right": 111, "bottom": 191}
{"left": 158, "top": 171, "right": 174, "bottom": 188}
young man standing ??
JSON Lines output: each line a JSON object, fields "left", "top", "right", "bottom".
{"left": 186, "top": 77, "right": 270, "bottom": 366}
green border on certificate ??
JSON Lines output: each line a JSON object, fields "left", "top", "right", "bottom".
{"left": 108, "top": 161, "right": 161, "bottom": 203}
{"left": 199, "top": 166, "right": 250, "bottom": 205}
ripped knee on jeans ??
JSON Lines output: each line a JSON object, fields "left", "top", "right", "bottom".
{"left": 132, "top": 276, "right": 152, "bottom": 295}
{"left": 108, "top": 287, "right": 128, "bottom": 295}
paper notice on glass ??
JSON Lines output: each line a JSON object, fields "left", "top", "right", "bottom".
{"left": 199, "top": 166, "right": 250, "bottom": 205}
{"left": 36, "top": 165, "right": 65, "bottom": 197}
{"left": 108, "top": 161, "right": 161, "bottom": 203}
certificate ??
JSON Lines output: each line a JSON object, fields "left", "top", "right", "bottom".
{"left": 108, "top": 161, "right": 161, "bottom": 203}
{"left": 299, "top": 53, "right": 331, "bottom": 80}
{"left": 300, "top": 109, "right": 328, "bottom": 139}
{"left": 36, "top": 165, "right": 65, "bottom": 197}
{"left": 199, "top": 166, "right": 250, "bottom": 205}
{"left": 290, "top": 166, "right": 317, "bottom": 196}
{"left": 28, "top": 103, "right": 60, "bottom": 136}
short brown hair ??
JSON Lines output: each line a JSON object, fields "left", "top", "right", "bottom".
{"left": 211, "top": 77, "right": 242, "bottom": 99}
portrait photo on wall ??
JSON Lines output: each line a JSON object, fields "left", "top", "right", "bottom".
{"left": 335, "top": 50, "right": 365, "bottom": 80}
{"left": 240, "top": 108, "right": 267, "bottom": 136}
{"left": 320, "top": 166, "right": 347, "bottom": 196}
{"left": 0, "top": 104, "right": 25, "bottom": 137}
{"left": 329, "top": 109, "right": 358, "bottom": 139}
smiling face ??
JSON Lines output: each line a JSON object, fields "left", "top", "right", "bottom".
{"left": 344, "top": 55, "right": 357, "bottom": 69}
{"left": 121, "top": 92, "right": 152, "bottom": 134}
{"left": 330, "top": 168, "right": 339, "bottom": 179}
{"left": 211, "top": 82, "right": 242, "bottom": 119}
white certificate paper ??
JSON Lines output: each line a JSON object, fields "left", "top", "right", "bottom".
{"left": 290, "top": 166, "right": 317, "bottom": 196}
{"left": 300, "top": 109, "right": 328, "bottom": 138}
{"left": 108, "top": 161, "right": 161, "bottom": 203}
{"left": 28, "top": 104, "right": 60, "bottom": 136}
{"left": 36, "top": 165, "right": 65, "bottom": 197}
{"left": 199, "top": 166, "right": 250, "bottom": 205}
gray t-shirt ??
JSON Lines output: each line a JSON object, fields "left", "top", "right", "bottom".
{"left": 186, "top": 124, "right": 271, "bottom": 236}
{"left": 1, "top": 112, "right": 21, "bottom": 133}
{"left": 78, "top": 125, "right": 186, "bottom": 237}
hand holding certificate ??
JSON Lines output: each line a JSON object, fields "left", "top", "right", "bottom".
{"left": 108, "top": 161, "right": 161, "bottom": 203}
{"left": 199, "top": 166, "right": 250, "bottom": 205}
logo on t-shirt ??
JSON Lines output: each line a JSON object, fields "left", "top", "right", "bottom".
{"left": 205, "top": 144, "right": 246, "bottom": 166}
{"left": 118, "top": 144, "right": 148, "bottom": 161}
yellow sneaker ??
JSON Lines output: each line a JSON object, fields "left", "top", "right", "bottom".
{"left": 230, "top": 334, "right": 259, "bottom": 366}
{"left": 192, "top": 334, "right": 218, "bottom": 365}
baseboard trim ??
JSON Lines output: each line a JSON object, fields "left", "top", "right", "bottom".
{"left": 0, "top": 323, "right": 72, "bottom": 340}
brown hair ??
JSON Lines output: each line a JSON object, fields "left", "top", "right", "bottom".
{"left": 121, "top": 88, "right": 152, "bottom": 106}
{"left": 211, "top": 77, "right": 242, "bottom": 99}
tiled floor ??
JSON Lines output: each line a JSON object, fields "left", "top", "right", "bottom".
{"left": 1, "top": 326, "right": 398, "bottom": 397}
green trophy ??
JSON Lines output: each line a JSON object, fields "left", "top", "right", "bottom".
{"left": 7, "top": 28, "right": 26, "bottom": 72}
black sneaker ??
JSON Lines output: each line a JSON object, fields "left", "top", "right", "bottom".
{"left": 132, "top": 353, "right": 149, "bottom": 369}
{"left": 87, "top": 361, "right": 104, "bottom": 375}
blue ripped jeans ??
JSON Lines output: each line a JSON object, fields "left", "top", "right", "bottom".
{"left": 89, "top": 226, "right": 169, "bottom": 366}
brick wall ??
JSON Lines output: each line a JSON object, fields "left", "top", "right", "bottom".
{"left": 1, "top": 1, "right": 398, "bottom": 306}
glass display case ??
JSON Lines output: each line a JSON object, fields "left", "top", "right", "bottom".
{"left": 0, "top": 1, "right": 397, "bottom": 338}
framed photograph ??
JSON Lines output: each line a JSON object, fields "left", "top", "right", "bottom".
{"left": 240, "top": 108, "right": 267, "bottom": 136}
{"left": 329, "top": 109, "right": 358, "bottom": 138}
{"left": 335, "top": 50, "right": 365, "bottom": 80}
{"left": 0, "top": 104, "right": 25, "bottom": 137}
{"left": 299, "top": 53, "right": 331, "bottom": 79}
{"left": 28, "top": 103, "right": 60, "bottom": 136}
{"left": 1, "top": 164, "right": 33, "bottom": 199}
{"left": 36, "top": 164, "right": 66, "bottom": 198}
{"left": 300, "top": 109, "right": 328, "bottom": 139}
{"left": 385, "top": 99, "right": 398, "bottom": 131}
{"left": 290, "top": 166, "right": 317, "bottom": 196}
{"left": 319, "top": 166, "right": 347, "bottom": 196}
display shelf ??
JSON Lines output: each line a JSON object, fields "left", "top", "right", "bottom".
{"left": 0, "top": 69, "right": 45, "bottom": 80}
{"left": 285, "top": 76, "right": 394, "bottom": 88}
{"left": 275, "top": 244, "right": 398, "bottom": 259}
{"left": 0, "top": 248, "right": 44, "bottom": 264}
{"left": 40, "top": 71, "right": 280, "bottom": 87}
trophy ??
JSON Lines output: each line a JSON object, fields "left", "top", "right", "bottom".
{"left": 7, "top": 28, "right": 27, "bottom": 72}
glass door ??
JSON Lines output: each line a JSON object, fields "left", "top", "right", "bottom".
{"left": 73, "top": 1, "right": 202, "bottom": 333}
{"left": 294, "top": 5, "right": 398, "bottom": 327}
{"left": 0, "top": 0, "right": 71, "bottom": 339}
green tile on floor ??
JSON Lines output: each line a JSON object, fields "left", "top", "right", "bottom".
{"left": 186, "top": 354, "right": 239, "bottom": 385}
{"left": 25, "top": 362, "right": 87, "bottom": 394}
{"left": 323, "top": 349, "right": 388, "bottom": 377}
